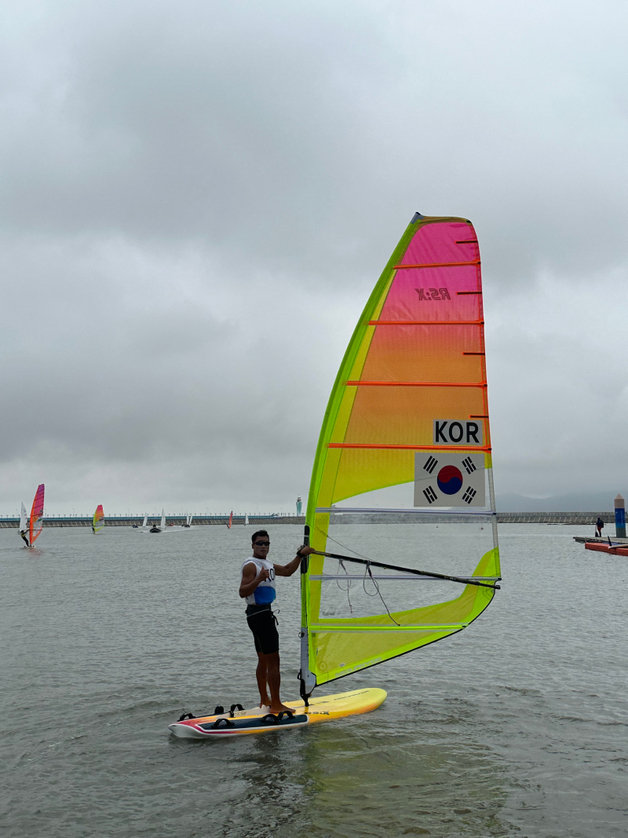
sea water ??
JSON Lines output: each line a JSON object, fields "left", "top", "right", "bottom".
{"left": 1, "top": 523, "right": 626, "bottom": 838}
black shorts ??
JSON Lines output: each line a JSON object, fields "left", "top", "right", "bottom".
{"left": 246, "top": 604, "right": 279, "bottom": 655}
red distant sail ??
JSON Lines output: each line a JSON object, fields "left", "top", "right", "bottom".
{"left": 29, "top": 483, "right": 45, "bottom": 546}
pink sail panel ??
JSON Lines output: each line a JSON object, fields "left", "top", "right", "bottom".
{"left": 29, "top": 483, "right": 45, "bottom": 545}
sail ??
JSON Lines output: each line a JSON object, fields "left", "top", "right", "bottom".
{"left": 29, "top": 483, "right": 45, "bottom": 546}
{"left": 19, "top": 502, "right": 28, "bottom": 532}
{"left": 92, "top": 504, "right": 105, "bottom": 533}
{"left": 227, "top": 511, "right": 233, "bottom": 529}
{"left": 299, "top": 213, "right": 501, "bottom": 697}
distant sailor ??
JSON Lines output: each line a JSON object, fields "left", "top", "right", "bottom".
{"left": 19, "top": 529, "right": 29, "bottom": 548}
{"left": 595, "top": 517, "right": 604, "bottom": 538}
{"left": 239, "top": 530, "right": 313, "bottom": 714}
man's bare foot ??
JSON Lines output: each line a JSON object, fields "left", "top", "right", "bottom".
{"left": 269, "top": 702, "right": 294, "bottom": 714}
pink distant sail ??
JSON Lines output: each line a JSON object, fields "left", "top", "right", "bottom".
{"left": 29, "top": 483, "right": 45, "bottom": 546}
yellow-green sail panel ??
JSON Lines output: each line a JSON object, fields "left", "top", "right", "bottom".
{"left": 299, "top": 213, "right": 501, "bottom": 697}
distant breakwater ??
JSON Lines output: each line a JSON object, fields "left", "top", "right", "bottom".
{"left": 0, "top": 511, "right": 614, "bottom": 528}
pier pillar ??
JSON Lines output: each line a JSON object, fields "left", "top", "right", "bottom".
{"left": 614, "top": 494, "right": 626, "bottom": 538}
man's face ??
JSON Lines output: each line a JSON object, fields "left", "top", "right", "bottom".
{"left": 252, "top": 535, "right": 270, "bottom": 559}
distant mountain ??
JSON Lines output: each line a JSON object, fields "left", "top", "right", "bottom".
{"left": 495, "top": 490, "right": 623, "bottom": 513}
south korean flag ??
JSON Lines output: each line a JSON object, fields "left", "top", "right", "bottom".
{"left": 414, "top": 452, "right": 486, "bottom": 508}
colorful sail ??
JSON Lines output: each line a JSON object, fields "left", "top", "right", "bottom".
{"left": 299, "top": 213, "right": 501, "bottom": 698}
{"left": 92, "top": 504, "right": 105, "bottom": 533}
{"left": 29, "top": 483, "right": 45, "bottom": 546}
{"left": 227, "top": 510, "right": 233, "bottom": 529}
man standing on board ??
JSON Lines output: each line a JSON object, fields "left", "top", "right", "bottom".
{"left": 239, "top": 530, "right": 313, "bottom": 713}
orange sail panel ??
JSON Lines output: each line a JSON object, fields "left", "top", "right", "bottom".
{"left": 314, "top": 218, "right": 490, "bottom": 506}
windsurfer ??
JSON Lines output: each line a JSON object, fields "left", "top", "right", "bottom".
{"left": 595, "top": 517, "right": 604, "bottom": 537}
{"left": 239, "top": 530, "right": 313, "bottom": 713}
{"left": 19, "top": 530, "right": 29, "bottom": 547}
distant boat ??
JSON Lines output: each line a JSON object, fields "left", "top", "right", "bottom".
{"left": 165, "top": 512, "right": 193, "bottom": 532}
{"left": 138, "top": 511, "right": 191, "bottom": 533}
{"left": 132, "top": 514, "right": 149, "bottom": 530}
{"left": 150, "top": 510, "right": 166, "bottom": 533}
{"left": 20, "top": 484, "right": 45, "bottom": 548}
{"left": 92, "top": 504, "right": 105, "bottom": 534}
{"left": 585, "top": 540, "right": 628, "bottom": 556}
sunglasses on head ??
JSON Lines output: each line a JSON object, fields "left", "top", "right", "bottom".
{"left": 254, "top": 540, "right": 270, "bottom": 546}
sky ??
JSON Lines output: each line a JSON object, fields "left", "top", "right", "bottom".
{"left": 2, "top": 0, "right": 628, "bottom": 515}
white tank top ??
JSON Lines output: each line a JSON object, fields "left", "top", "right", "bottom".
{"left": 241, "top": 557, "right": 276, "bottom": 606}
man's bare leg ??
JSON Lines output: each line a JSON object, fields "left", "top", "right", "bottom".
{"left": 255, "top": 653, "right": 271, "bottom": 707}
{"left": 262, "top": 651, "right": 293, "bottom": 713}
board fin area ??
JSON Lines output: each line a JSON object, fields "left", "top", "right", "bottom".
{"left": 168, "top": 687, "right": 386, "bottom": 739}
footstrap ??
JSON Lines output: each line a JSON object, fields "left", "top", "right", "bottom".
{"left": 262, "top": 710, "right": 295, "bottom": 724}
{"left": 211, "top": 717, "right": 235, "bottom": 729}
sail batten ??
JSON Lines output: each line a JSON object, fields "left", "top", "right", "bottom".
{"left": 344, "top": 381, "right": 487, "bottom": 387}
{"left": 393, "top": 260, "right": 481, "bottom": 269}
{"left": 299, "top": 213, "right": 500, "bottom": 700}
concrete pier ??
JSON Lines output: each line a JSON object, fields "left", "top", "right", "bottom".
{"left": 0, "top": 510, "right": 615, "bottom": 528}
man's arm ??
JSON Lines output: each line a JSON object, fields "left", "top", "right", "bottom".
{"left": 274, "top": 546, "right": 314, "bottom": 577}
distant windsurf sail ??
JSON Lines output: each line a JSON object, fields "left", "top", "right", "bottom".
{"left": 92, "top": 504, "right": 105, "bottom": 533}
{"left": 29, "top": 483, "right": 45, "bottom": 546}
{"left": 299, "top": 213, "right": 501, "bottom": 699}
{"left": 19, "top": 502, "right": 29, "bottom": 546}
{"left": 227, "top": 510, "right": 233, "bottom": 529}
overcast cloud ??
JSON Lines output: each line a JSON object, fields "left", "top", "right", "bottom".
{"left": 2, "top": 0, "right": 627, "bottom": 515}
